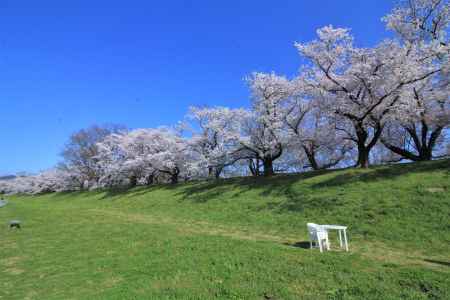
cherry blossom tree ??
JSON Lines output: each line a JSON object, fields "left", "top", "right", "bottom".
{"left": 295, "top": 25, "right": 442, "bottom": 168}
{"left": 0, "top": 168, "right": 82, "bottom": 194}
{"left": 380, "top": 0, "right": 450, "bottom": 161}
{"left": 383, "top": 0, "right": 449, "bottom": 47}
{"left": 96, "top": 129, "right": 157, "bottom": 187}
{"left": 187, "top": 106, "right": 245, "bottom": 179}
{"left": 97, "top": 128, "right": 195, "bottom": 185}
{"left": 0, "top": 175, "right": 33, "bottom": 194}
{"left": 143, "top": 128, "right": 194, "bottom": 184}
{"left": 381, "top": 78, "right": 449, "bottom": 160}
{"left": 232, "top": 73, "right": 292, "bottom": 176}
{"left": 285, "top": 80, "right": 353, "bottom": 170}
{"left": 61, "top": 124, "right": 126, "bottom": 188}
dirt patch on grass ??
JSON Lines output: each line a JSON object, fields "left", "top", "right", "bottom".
{"left": 353, "top": 242, "right": 450, "bottom": 271}
{"left": 4, "top": 267, "right": 25, "bottom": 275}
{"left": 102, "top": 276, "right": 124, "bottom": 289}
{"left": 24, "top": 290, "right": 39, "bottom": 300}
{"left": 426, "top": 187, "right": 446, "bottom": 193}
{"left": 1, "top": 256, "right": 26, "bottom": 276}
{"left": 150, "top": 277, "right": 202, "bottom": 293}
{"left": 0, "top": 256, "right": 23, "bottom": 267}
{"left": 0, "top": 239, "right": 19, "bottom": 250}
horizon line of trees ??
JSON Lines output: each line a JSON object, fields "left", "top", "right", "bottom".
{"left": 1, "top": 0, "right": 449, "bottom": 195}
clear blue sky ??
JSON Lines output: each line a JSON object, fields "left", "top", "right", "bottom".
{"left": 0, "top": 0, "right": 394, "bottom": 174}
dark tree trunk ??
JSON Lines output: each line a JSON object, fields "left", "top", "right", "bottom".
{"left": 170, "top": 173, "right": 178, "bottom": 184}
{"left": 248, "top": 160, "right": 255, "bottom": 176}
{"left": 129, "top": 175, "right": 138, "bottom": 187}
{"left": 382, "top": 123, "right": 443, "bottom": 162}
{"left": 243, "top": 144, "right": 282, "bottom": 177}
{"left": 208, "top": 166, "right": 223, "bottom": 180}
{"left": 214, "top": 166, "right": 223, "bottom": 179}
{"left": 263, "top": 159, "right": 274, "bottom": 177}
{"left": 302, "top": 142, "right": 344, "bottom": 170}
{"left": 382, "top": 143, "right": 432, "bottom": 161}
{"left": 353, "top": 121, "right": 383, "bottom": 169}
{"left": 145, "top": 174, "right": 154, "bottom": 185}
{"left": 262, "top": 145, "right": 283, "bottom": 176}
{"left": 303, "top": 145, "right": 319, "bottom": 170}
{"left": 208, "top": 166, "right": 214, "bottom": 177}
{"left": 170, "top": 168, "right": 179, "bottom": 184}
{"left": 420, "top": 149, "right": 433, "bottom": 161}
{"left": 356, "top": 146, "right": 370, "bottom": 168}
{"left": 248, "top": 159, "right": 261, "bottom": 176}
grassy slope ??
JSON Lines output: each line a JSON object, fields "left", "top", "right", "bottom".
{"left": 0, "top": 159, "right": 449, "bottom": 299}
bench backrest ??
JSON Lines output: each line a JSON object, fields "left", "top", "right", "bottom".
{"left": 307, "top": 223, "right": 327, "bottom": 240}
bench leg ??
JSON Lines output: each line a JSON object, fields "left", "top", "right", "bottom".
{"left": 343, "top": 230, "right": 349, "bottom": 252}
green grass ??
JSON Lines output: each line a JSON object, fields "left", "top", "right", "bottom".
{"left": 1, "top": 159, "right": 449, "bottom": 299}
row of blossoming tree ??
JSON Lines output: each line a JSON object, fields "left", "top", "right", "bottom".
{"left": 2, "top": 0, "right": 449, "bottom": 194}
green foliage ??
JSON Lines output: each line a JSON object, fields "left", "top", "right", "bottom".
{"left": 1, "top": 160, "right": 449, "bottom": 299}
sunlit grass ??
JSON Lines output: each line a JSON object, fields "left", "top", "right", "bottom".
{"left": 1, "top": 159, "right": 449, "bottom": 299}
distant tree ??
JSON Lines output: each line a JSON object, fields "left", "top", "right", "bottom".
{"left": 97, "top": 128, "right": 195, "bottom": 185}
{"left": 61, "top": 124, "right": 126, "bottom": 188}
{"left": 96, "top": 130, "right": 153, "bottom": 187}
{"left": 0, "top": 168, "right": 82, "bottom": 194}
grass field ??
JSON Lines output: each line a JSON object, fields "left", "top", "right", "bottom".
{"left": 1, "top": 160, "right": 449, "bottom": 299}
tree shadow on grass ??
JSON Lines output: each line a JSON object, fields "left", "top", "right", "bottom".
{"left": 423, "top": 259, "right": 450, "bottom": 267}
{"left": 44, "top": 189, "right": 105, "bottom": 201}
{"left": 174, "top": 170, "right": 330, "bottom": 205}
{"left": 174, "top": 169, "right": 353, "bottom": 215}
{"left": 172, "top": 159, "right": 450, "bottom": 216}
{"left": 100, "top": 187, "right": 136, "bottom": 200}
{"left": 39, "top": 186, "right": 154, "bottom": 202}
{"left": 312, "top": 159, "right": 449, "bottom": 190}
{"left": 43, "top": 159, "right": 448, "bottom": 214}
{"left": 99, "top": 183, "right": 182, "bottom": 200}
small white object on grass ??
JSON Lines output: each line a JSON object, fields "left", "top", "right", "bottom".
{"left": 307, "top": 223, "right": 330, "bottom": 253}
{"left": 321, "top": 224, "right": 349, "bottom": 252}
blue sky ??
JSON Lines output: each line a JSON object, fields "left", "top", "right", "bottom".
{"left": 0, "top": 0, "right": 395, "bottom": 174}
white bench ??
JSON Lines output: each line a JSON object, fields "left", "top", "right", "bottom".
{"left": 307, "top": 223, "right": 330, "bottom": 252}
{"left": 307, "top": 223, "right": 349, "bottom": 252}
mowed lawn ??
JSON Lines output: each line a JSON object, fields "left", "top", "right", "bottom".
{"left": 1, "top": 160, "right": 449, "bottom": 299}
